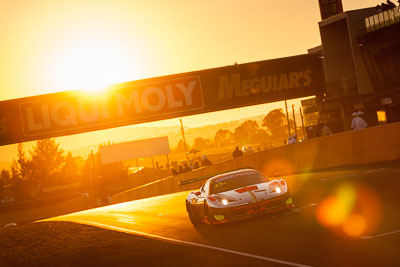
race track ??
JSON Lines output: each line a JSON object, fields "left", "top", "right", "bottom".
{"left": 46, "top": 162, "right": 400, "bottom": 267}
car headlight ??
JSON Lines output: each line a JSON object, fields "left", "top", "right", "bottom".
{"left": 215, "top": 194, "right": 237, "bottom": 205}
{"left": 275, "top": 187, "right": 282, "bottom": 193}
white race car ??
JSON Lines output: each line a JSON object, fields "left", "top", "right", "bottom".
{"left": 186, "top": 169, "right": 294, "bottom": 225}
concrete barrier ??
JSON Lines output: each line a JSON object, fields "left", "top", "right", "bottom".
{"left": 112, "top": 122, "right": 400, "bottom": 204}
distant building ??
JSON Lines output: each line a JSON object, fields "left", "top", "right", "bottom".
{"left": 302, "top": 6, "right": 400, "bottom": 132}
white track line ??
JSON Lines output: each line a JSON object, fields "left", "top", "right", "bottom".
{"left": 361, "top": 229, "right": 400, "bottom": 240}
{"left": 72, "top": 219, "right": 312, "bottom": 267}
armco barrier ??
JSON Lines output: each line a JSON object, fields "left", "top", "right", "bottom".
{"left": 112, "top": 122, "right": 400, "bottom": 204}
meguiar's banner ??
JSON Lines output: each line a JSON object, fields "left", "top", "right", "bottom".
{"left": 0, "top": 54, "right": 324, "bottom": 145}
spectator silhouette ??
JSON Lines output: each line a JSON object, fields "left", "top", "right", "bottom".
{"left": 306, "top": 126, "right": 315, "bottom": 139}
{"left": 288, "top": 134, "right": 297, "bottom": 144}
{"left": 183, "top": 162, "right": 192, "bottom": 172}
{"left": 387, "top": 0, "right": 396, "bottom": 9}
{"left": 351, "top": 111, "right": 368, "bottom": 130}
{"left": 171, "top": 167, "right": 178, "bottom": 176}
{"left": 202, "top": 155, "right": 212, "bottom": 166}
{"left": 232, "top": 146, "right": 243, "bottom": 158}
{"left": 320, "top": 123, "right": 332, "bottom": 136}
{"left": 193, "top": 161, "right": 200, "bottom": 169}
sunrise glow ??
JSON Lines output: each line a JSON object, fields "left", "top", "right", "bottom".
{"left": 44, "top": 36, "right": 136, "bottom": 93}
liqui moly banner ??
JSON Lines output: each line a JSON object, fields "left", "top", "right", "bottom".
{"left": 0, "top": 54, "right": 324, "bottom": 145}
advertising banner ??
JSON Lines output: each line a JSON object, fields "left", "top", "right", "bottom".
{"left": 100, "top": 136, "right": 170, "bottom": 164}
{"left": 0, "top": 54, "right": 324, "bottom": 145}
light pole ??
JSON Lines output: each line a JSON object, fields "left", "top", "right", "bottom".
{"left": 285, "top": 100, "right": 291, "bottom": 136}
{"left": 89, "top": 147, "right": 97, "bottom": 193}
{"left": 292, "top": 104, "right": 298, "bottom": 138}
{"left": 299, "top": 107, "right": 306, "bottom": 140}
{"left": 179, "top": 118, "right": 190, "bottom": 162}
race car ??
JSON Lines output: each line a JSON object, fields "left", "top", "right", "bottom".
{"left": 185, "top": 169, "right": 294, "bottom": 225}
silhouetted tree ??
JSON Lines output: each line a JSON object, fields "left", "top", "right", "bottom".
{"left": 60, "top": 152, "right": 80, "bottom": 183}
{"left": 29, "top": 139, "right": 65, "bottom": 184}
{"left": 214, "top": 129, "right": 233, "bottom": 147}
{"left": 11, "top": 143, "right": 31, "bottom": 185}
{"left": 192, "top": 137, "right": 212, "bottom": 150}
{"left": 262, "top": 109, "right": 288, "bottom": 138}
{"left": 174, "top": 139, "right": 188, "bottom": 153}
{"left": 233, "top": 125, "right": 247, "bottom": 146}
{"left": 234, "top": 120, "right": 260, "bottom": 145}
{"left": 11, "top": 139, "right": 80, "bottom": 186}
{"left": 0, "top": 169, "right": 11, "bottom": 188}
{"left": 252, "top": 128, "right": 271, "bottom": 144}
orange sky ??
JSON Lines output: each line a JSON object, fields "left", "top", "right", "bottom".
{"left": 0, "top": 0, "right": 380, "bottom": 161}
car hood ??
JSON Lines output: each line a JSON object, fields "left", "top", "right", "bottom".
{"left": 208, "top": 180, "right": 288, "bottom": 208}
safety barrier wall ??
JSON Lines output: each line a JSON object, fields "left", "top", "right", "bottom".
{"left": 112, "top": 122, "right": 400, "bottom": 203}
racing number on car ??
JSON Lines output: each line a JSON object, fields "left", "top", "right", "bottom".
{"left": 213, "top": 181, "right": 226, "bottom": 189}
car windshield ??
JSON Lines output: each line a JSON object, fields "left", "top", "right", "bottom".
{"left": 209, "top": 170, "right": 268, "bottom": 194}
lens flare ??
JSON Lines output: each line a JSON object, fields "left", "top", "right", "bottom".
{"left": 317, "top": 197, "right": 347, "bottom": 227}
{"left": 317, "top": 184, "right": 355, "bottom": 227}
{"left": 342, "top": 214, "right": 367, "bottom": 237}
{"left": 316, "top": 183, "right": 382, "bottom": 238}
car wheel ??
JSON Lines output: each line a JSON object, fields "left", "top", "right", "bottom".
{"left": 204, "top": 203, "right": 216, "bottom": 226}
{"left": 186, "top": 201, "right": 201, "bottom": 225}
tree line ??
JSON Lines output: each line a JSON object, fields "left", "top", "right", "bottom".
{"left": 0, "top": 139, "right": 125, "bottom": 191}
{"left": 173, "top": 108, "right": 293, "bottom": 152}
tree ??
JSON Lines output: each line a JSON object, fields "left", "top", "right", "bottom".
{"left": 11, "top": 143, "right": 30, "bottom": 185}
{"left": 262, "top": 109, "right": 288, "bottom": 138}
{"left": 252, "top": 128, "right": 271, "bottom": 144}
{"left": 0, "top": 169, "right": 11, "bottom": 188}
{"left": 214, "top": 129, "right": 233, "bottom": 147}
{"left": 233, "top": 120, "right": 260, "bottom": 145}
{"left": 29, "top": 139, "right": 66, "bottom": 184}
{"left": 192, "top": 137, "right": 212, "bottom": 150}
{"left": 174, "top": 139, "right": 188, "bottom": 153}
{"left": 10, "top": 139, "right": 79, "bottom": 186}
{"left": 61, "top": 152, "right": 80, "bottom": 183}
{"left": 233, "top": 125, "right": 246, "bottom": 146}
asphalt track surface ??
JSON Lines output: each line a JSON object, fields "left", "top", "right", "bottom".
{"left": 47, "top": 162, "right": 400, "bottom": 267}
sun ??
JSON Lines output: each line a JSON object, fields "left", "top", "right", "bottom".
{"left": 45, "top": 37, "right": 135, "bottom": 93}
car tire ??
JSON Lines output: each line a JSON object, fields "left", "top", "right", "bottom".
{"left": 204, "top": 203, "right": 216, "bottom": 226}
{"left": 186, "top": 201, "right": 201, "bottom": 225}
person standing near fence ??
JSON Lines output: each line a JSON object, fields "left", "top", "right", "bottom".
{"left": 351, "top": 111, "right": 368, "bottom": 130}
{"left": 232, "top": 146, "right": 243, "bottom": 158}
